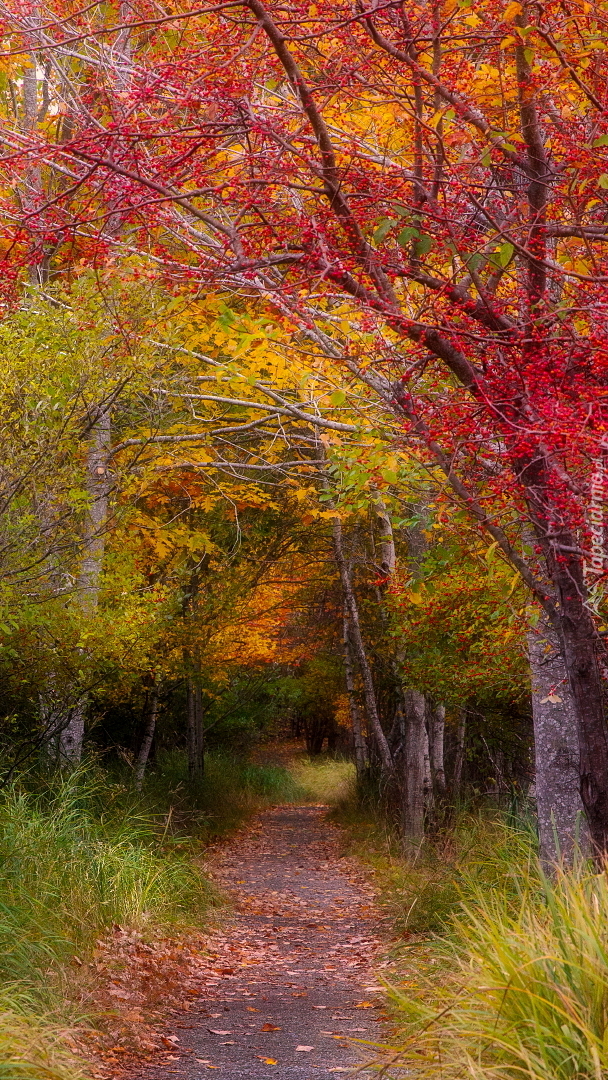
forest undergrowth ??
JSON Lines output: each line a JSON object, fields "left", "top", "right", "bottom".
{"left": 3, "top": 753, "right": 608, "bottom": 1080}
{"left": 0, "top": 751, "right": 312, "bottom": 1080}
{"left": 334, "top": 783, "right": 608, "bottom": 1080}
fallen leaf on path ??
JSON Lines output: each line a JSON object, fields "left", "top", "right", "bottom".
{"left": 208, "top": 1029, "right": 232, "bottom": 1035}
{"left": 355, "top": 1001, "right": 374, "bottom": 1008}
{"left": 295, "top": 1045, "right": 314, "bottom": 1051}
{"left": 260, "top": 1023, "right": 281, "bottom": 1031}
{"left": 256, "top": 1056, "right": 278, "bottom": 1064}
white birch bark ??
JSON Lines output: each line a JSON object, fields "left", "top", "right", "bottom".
{"left": 56, "top": 407, "right": 112, "bottom": 764}
{"left": 332, "top": 516, "right": 393, "bottom": 775}
{"left": 134, "top": 686, "right": 159, "bottom": 791}
{"left": 403, "top": 688, "right": 427, "bottom": 853}
{"left": 343, "top": 607, "right": 369, "bottom": 777}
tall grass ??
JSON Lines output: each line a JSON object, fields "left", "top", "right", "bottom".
{"left": 290, "top": 757, "right": 355, "bottom": 805}
{"left": 139, "top": 750, "right": 308, "bottom": 837}
{"left": 0, "top": 767, "right": 217, "bottom": 1079}
{"left": 387, "top": 821, "right": 608, "bottom": 1080}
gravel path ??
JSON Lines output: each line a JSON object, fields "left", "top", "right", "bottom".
{"left": 127, "top": 805, "right": 392, "bottom": 1079}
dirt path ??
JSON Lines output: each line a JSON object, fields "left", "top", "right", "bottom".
{"left": 127, "top": 805, "right": 391, "bottom": 1079}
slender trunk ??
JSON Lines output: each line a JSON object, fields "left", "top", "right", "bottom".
{"left": 428, "top": 702, "right": 447, "bottom": 799}
{"left": 56, "top": 407, "right": 112, "bottom": 765}
{"left": 403, "top": 688, "right": 426, "bottom": 853}
{"left": 343, "top": 607, "right": 368, "bottom": 777}
{"left": 57, "top": 706, "right": 86, "bottom": 767}
{"left": 78, "top": 407, "right": 112, "bottom": 615}
{"left": 332, "top": 517, "right": 393, "bottom": 775}
{"left": 372, "top": 490, "right": 396, "bottom": 576}
{"left": 423, "top": 715, "right": 433, "bottom": 816}
{"left": 452, "top": 707, "right": 467, "bottom": 795}
{"left": 187, "top": 676, "right": 205, "bottom": 781}
{"left": 528, "top": 614, "right": 589, "bottom": 867}
{"left": 134, "top": 687, "right": 159, "bottom": 791}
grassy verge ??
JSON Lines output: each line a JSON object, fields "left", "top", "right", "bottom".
{"left": 333, "top": 781, "right": 608, "bottom": 1080}
{"left": 0, "top": 750, "right": 315, "bottom": 1078}
{"left": 0, "top": 764, "right": 220, "bottom": 1078}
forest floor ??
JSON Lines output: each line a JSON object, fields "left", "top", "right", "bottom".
{"left": 93, "top": 802, "right": 404, "bottom": 1080}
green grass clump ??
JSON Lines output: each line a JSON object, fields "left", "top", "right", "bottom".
{"left": 140, "top": 750, "right": 308, "bottom": 837}
{"left": 0, "top": 765, "right": 219, "bottom": 1079}
{"left": 0, "top": 1001, "right": 86, "bottom": 1080}
{"left": 386, "top": 823, "right": 608, "bottom": 1080}
{"left": 289, "top": 757, "right": 355, "bottom": 805}
{"left": 0, "top": 772, "right": 213, "bottom": 994}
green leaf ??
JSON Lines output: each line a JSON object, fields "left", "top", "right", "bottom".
{"left": 593, "top": 135, "right": 608, "bottom": 146}
{"left": 381, "top": 468, "right": 398, "bottom": 484}
{"left": 498, "top": 241, "right": 515, "bottom": 267}
{"left": 373, "top": 219, "right": 396, "bottom": 244}
{"left": 599, "top": 174, "right": 608, "bottom": 189}
{"left": 330, "top": 389, "right": 346, "bottom": 406}
{"left": 464, "top": 252, "right": 484, "bottom": 271}
{"left": 397, "top": 226, "right": 419, "bottom": 247}
{"left": 414, "top": 234, "right": 435, "bottom": 256}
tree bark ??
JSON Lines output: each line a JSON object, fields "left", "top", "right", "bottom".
{"left": 332, "top": 517, "right": 393, "bottom": 775}
{"left": 452, "top": 707, "right": 467, "bottom": 796}
{"left": 428, "top": 702, "right": 447, "bottom": 799}
{"left": 56, "top": 406, "right": 112, "bottom": 765}
{"left": 134, "top": 686, "right": 160, "bottom": 791}
{"left": 187, "top": 676, "right": 205, "bottom": 781}
{"left": 528, "top": 614, "right": 589, "bottom": 867}
{"left": 343, "top": 607, "right": 369, "bottom": 777}
{"left": 77, "top": 406, "right": 112, "bottom": 616}
{"left": 403, "top": 688, "right": 427, "bottom": 853}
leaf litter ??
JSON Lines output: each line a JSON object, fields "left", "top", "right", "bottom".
{"left": 72, "top": 805, "right": 389, "bottom": 1079}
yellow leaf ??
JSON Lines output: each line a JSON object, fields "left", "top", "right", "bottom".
{"left": 503, "top": 0, "right": 522, "bottom": 19}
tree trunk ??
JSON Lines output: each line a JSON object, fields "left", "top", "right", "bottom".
{"left": 57, "top": 706, "right": 86, "bottom": 767}
{"left": 428, "top": 702, "right": 447, "bottom": 799}
{"left": 332, "top": 517, "right": 393, "bottom": 775}
{"left": 78, "top": 406, "right": 112, "bottom": 616}
{"left": 343, "top": 607, "right": 369, "bottom": 778}
{"left": 134, "top": 687, "right": 159, "bottom": 791}
{"left": 452, "top": 707, "right": 467, "bottom": 796}
{"left": 402, "top": 688, "right": 427, "bottom": 854}
{"left": 187, "top": 677, "right": 205, "bottom": 782}
{"left": 372, "top": 490, "right": 396, "bottom": 576}
{"left": 56, "top": 406, "right": 112, "bottom": 765}
{"left": 423, "top": 716, "right": 433, "bottom": 818}
{"left": 528, "top": 614, "right": 589, "bottom": 867}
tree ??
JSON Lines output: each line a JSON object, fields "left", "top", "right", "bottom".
{"left": 3, "top": 0, "right": 608, "bottom": 846}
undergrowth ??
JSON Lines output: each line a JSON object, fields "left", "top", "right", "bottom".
{"left": 138, "top": 749, "right": 309, "bottom": 837}
{"left": 335, "top": 781, "right": 608, "bottom": 1080}
{"left": 0, "top": 748, "right": 322, "bottom": 1078}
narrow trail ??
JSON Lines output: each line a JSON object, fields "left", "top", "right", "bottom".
{"left": 127, "top": 805, "right": 393, "bottom": 1079}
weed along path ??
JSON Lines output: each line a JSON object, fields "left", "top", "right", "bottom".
{"left": 127, "top": 805, "right": 390, "bottom": 1080}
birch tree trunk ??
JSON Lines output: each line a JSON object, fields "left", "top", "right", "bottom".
{"left": 187, "top": 675, "right": 205, "bottom": 781}
{"left": 452, "top": 707, "right": 467, "bottom": 796}
{"left": 343, "top": 607, "right": 369, "bottom": 777}
{"left": 332, "top": 517, "right": 393, "bottom": 776}
{"left": 403, "top": 688, "right": 427, "bottom": 853}
{"left": 55, "top": 406, "right": 112, "bottom": 765}
{"left": 528, "top": 613, "right": 589, "bottom": 867}
{"left": 428, "top": 702, "right": 447, "bottom": 799}
{"left": 134, "top": 686, "right": 160, "bottom": 791}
